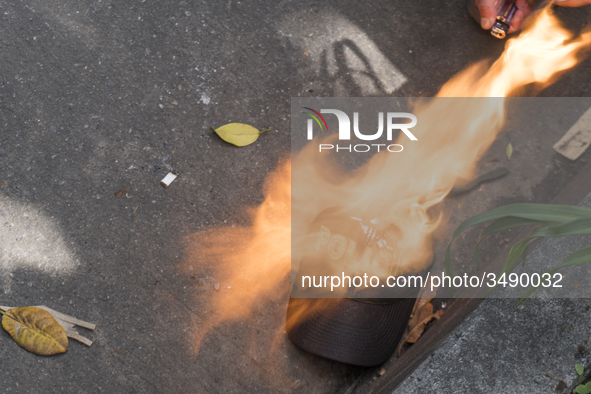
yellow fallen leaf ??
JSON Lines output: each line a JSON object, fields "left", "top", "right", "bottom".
{"left": 2, "top": 307, "right": 68, "bottom": 356}
{"left": 1, "top": 305, "right": 95, "bottom": 346}
{"left": 211, "top": 123, "right": 270, "bottom": 147}
{"left": 506, "top": 143, "right": 513, "bottom": 160}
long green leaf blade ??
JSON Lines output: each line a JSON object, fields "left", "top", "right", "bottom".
{"left": 451, "top": 204, "right": 591, "bottom": 239}
{"left": 502, "top": 238, "right": 534, "bottom": 276}
{"left": 444, "top": 245, "right": 454, "bottom": 297}
{"left": 446, "top": 203, "right": 591, "bottom": 298}
{"left": 518, "top": 246, "right": 591, "bottom": 303}
{"left": 484, "top": 237, "right": 536, "bottom": 297}
{"left": 477, "top": 217, "right": 548, "bottom": 243}
{"left": 532, "top": 217, "right": 591, "bottom": 238}
{"left": 556, "top": 245, "right": 591, "bottom": 269}
{"left": 474, "top": 217, "right": 548, "bottom": 268}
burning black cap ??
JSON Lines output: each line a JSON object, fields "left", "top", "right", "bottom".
{"left": 286, "top": 297, "right": 415, "bottom": 367}
{"left": 287, "top": 208, "right": 421, "bottom": 366}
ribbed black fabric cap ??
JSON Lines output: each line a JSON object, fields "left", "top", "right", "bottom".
{"left": 286, "top": 297, "right": 415, "bottom": 367}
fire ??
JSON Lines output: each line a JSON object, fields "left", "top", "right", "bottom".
{"left": 440, "top": 9, "right": 591, "bottom": 97}
{"left": 182, "top": 7, "right": 591, "bottom": 353}
{"left": 183, "top": 160, "right": 291, "bottom": 349}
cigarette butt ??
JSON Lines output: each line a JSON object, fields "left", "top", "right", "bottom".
{"left": 161, "top": 172, "right": 178, "bottom": 188}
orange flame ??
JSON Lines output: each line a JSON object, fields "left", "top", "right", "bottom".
{"left": 183, "top": 160, "right": 292, "bottom": 349}
{"left": 182, "top": 7, "right": 591, "bottom": 353}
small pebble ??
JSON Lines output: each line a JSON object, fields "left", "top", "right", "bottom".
{"left": 214, "top": 283, "right": 220, "bottom": 291}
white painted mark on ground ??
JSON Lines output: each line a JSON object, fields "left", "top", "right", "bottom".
{"left": 276, "top": 9, "right": 407, "bottom": 95}
{"left": 0, "top": 196, "right": 77, "bottom": 276}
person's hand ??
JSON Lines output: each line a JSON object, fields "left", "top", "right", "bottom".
{"left": 551, "top": 0, "right": 591, "bottom": 6}
{"left": 475, "top": 0, "right": 533, "bottom": 33}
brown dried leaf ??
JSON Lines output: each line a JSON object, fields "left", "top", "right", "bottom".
{"left": 1, "top": 305, "right": 95, "bottom": 346}
{"left": 398, "top": 305, "right": 444, "bottom": 357}
{"left": 115, "top": 182, "right": 130, "bottom": 198}
{"left": 409, "top": 302, "right": 434, "bottom": 331}
{"left": 2, "top": 307, "right": 68, "bottom": 356}
{"left": 411, "top": 284, "right": 438, "bottom": 317}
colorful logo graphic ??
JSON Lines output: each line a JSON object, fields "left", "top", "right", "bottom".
{"left": 302, "top": 106, "right": 417, "bottom": 153}
{"left": 302, "top": 107, "right": 329, "bottom": 133}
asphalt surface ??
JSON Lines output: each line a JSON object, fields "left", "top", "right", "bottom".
{"left": 1, "top": 1, "right": 591, "bottom": 393}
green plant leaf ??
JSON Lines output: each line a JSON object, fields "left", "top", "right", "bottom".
{"left": 506, "top": 143, "right": 513, "bottom": 160}
{"left": 579, "top": 375, "right": 586, "bottom": 384}
{"left": 532, "top": 217, "right": 591, "bottom": 238}
{"left": 2, "top": 307, "right": 69, "bottom": 356}
{"left": 473, "top": 217, "right": 549, "bottom": 268}
{"left": 452, "top": 204, "right": 591, "bottom": 240}
{"left": 496, "top": 217, "right": 591, "bottom": 295}
{"left": 577, "top": 364, "right": 585, "bottom": 376}
{"left": 211, "top": 123, "right": 270, "bottom": 147}
{"left": 517, "top": 282, "right": 541, "bottom": 305}
{"left": 477, "top": 217, "right": 547, "bottom": 243}
{"left": 484, "top": 237, "right": 538, "bottom": 297}
{"left": 557, "top": 245, "right": 591, "bottom": 269}
{"left": 575, "top": 382, "right": 591, "bottom": 394}
{"left": 444, "top": 204, "right": 591, "bottom": 281}
{"left": 517, "top": 246, "right": 591, "bottom": 303}
{"left": 503, "top": 238, "right": 535, "bottom": 274}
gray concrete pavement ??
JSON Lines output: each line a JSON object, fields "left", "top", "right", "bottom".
{"left": 393, "top": 297, "right": 591, "bottom": 393}
{"left": 390, "top": 192, "right": 591, "bottom": 394}
{"left": 2, "top": 0, "right": 591, "bottom": 393}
